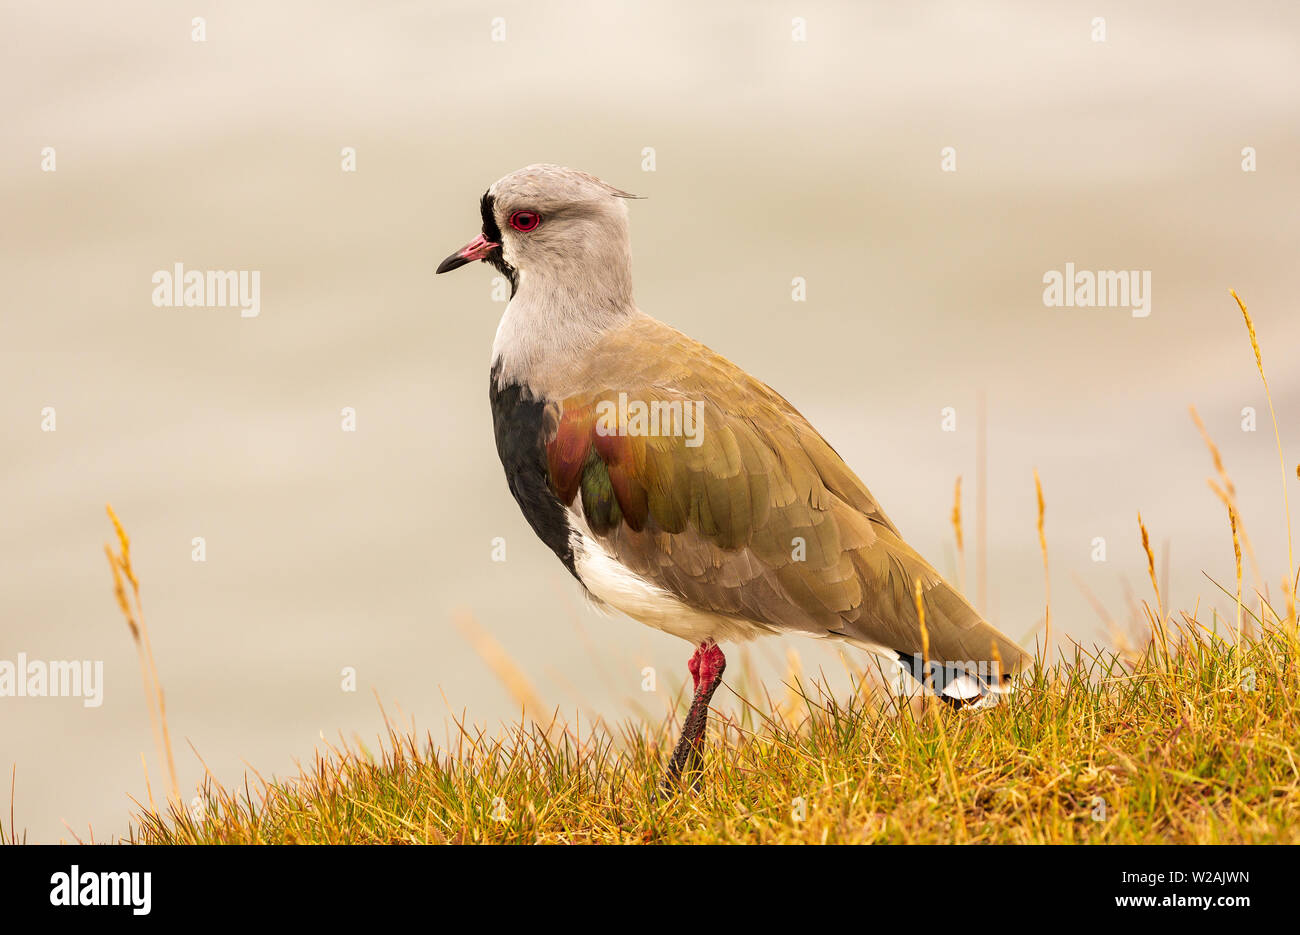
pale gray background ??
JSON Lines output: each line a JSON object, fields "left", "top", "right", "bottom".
{"left": 2, "top": 1, "right": 1297, "bottom": 842}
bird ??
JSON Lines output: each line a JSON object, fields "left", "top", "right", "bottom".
{"left": 437, "top": 164, "right": 1029, "bottom": 786}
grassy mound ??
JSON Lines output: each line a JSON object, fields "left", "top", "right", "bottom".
{"left": 129, "top": 618, "right": 1299, "bottom": 844}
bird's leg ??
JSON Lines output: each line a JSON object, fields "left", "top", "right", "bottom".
{"left": 663, "top": 640, "right": 726, "bottom": 790}
{"left": 682, "top": 646, "right": 708, "bottom": 777}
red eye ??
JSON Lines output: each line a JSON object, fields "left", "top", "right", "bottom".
{"left": 509, "top": 210, "right": 541, "bottom": 232}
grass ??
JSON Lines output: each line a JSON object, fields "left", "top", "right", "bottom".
{"left": 115, "top": 290, "right": 1300, "bottom": 846}
{"left": 5, "top": 290, "right": 1294, "bottom": 845}
{"left": 104, "top": 504, "right": 180, "bottom": 813}
{"left": 127, "top": 620, "right": 1299, "bottom": 844}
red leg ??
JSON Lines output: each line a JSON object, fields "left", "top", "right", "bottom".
{"left": 664, "top": 640, "right": 727, "bottom": 788}
{"left": 687, "top": 644, "right": 703, "bottom": 693}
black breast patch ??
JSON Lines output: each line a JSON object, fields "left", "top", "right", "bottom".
{"left": 488, "top": 364, "right": 577, "bottom": 577}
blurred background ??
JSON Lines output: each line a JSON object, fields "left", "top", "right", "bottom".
{"left": 1, "top": 1, "right": 1297, "bottom": 842}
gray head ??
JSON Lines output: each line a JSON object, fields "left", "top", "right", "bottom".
{"left": 436, "top": 164, "right": 639, "bottom": 303}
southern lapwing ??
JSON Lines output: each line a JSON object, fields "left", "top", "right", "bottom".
{"left": 437, "top": 164, "right": 1029, "bottom": 785}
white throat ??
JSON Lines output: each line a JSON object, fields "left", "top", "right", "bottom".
{"left": 490, "top": 262, "right": 638, "bottom": 394}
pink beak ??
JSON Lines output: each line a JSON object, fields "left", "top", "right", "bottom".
{"left": 436, "top": 233, "right": 500, "bottom": 274}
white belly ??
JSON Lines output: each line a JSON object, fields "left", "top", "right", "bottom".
{"left": 567, "top": 523, "right": 772, "bottom": 646}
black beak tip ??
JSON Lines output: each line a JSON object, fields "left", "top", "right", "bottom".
{"left": 436, "top": 253, "right": 470, "bottom": 275}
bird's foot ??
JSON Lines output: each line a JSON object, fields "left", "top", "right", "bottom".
{"left": 689, "top": 641, "right": 726, "bottom": 693}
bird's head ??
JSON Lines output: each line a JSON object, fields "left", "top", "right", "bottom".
{"left": 436, "top": 164, "right": 639, "bottom": 299}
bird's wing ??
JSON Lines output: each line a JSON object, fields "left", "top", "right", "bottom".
{"left": 544, "top": 318, "right": 1027, "bottom": 675}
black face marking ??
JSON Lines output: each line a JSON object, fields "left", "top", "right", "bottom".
{"left": 489, "top": 363, "right": 576, "bottom": 577}
{"left": 480, "top": 192, "right": 519, "bottom": 298}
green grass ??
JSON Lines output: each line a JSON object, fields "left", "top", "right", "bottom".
{"left": 126, "top": 617, "right": 1299, "bottom": 845}
{"left": 28, "top": 290, "right": 1297, "bottom": 846}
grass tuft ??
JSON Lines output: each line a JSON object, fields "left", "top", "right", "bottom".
{"left": 78, "top": 291, "right": 1298, "bottom": 845}
{"left": 126, "top": 616, "right": 1300, "bottom": 844}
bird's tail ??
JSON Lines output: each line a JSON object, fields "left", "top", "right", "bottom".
{"left": 892, "top": 649, "right": 1018, "bottom": 708}
{"left": 890, "top": 557, "right": 1032, "bottom": 708}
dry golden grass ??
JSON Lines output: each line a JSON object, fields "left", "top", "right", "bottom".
{"left": 104, "top": 505, "right": 178, "bottom": 811}
{"left": 1034, "top": 469, "right": 1050, "bottom": 654}
{"left": 951, "top": 475, "right": 965, "bottom": 593}
{"left": 125, "top": 612, "right": 1300, "bottom": 844}
{"left": 1231, "top": 289, "right": 1297, "bottom": 634}
{"left": 57, "top": 291, "right": 1300, "bottom": 845}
